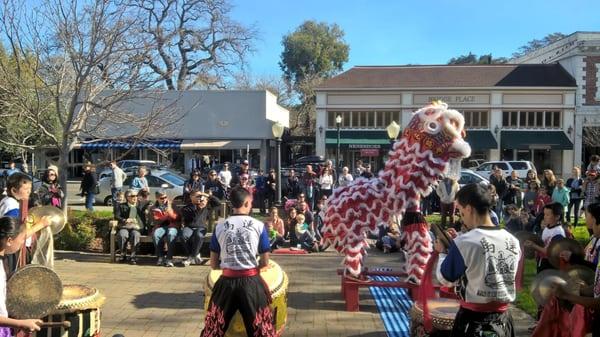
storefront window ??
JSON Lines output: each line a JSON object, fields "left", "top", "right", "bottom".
{"left": 502, "top": 110, "right": 561, "bottom": 129}
{"left": 462, "top": 110, "right": 489, "bottom": 128}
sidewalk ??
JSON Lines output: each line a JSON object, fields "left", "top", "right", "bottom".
{"left": 53, "top": 249, "right": 535, "bottom": 337}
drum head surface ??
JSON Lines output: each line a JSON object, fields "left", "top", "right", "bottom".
{"left": 7, "top": 265, "right": 62, "bottom": 319}
{"left": 207, "top": 260, "right": 285, "bottom": 296}
{"left": 414, "top": 298, "right": 459, "bottom": 319}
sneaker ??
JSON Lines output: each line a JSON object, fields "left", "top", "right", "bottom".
{"left": 129, "top": 257, "right": 137, "bottom": 265}
{"left": 165, "top": 260, "right": 174, "bottom": 267}
{"left": 156, "top": 257, "right": 164, "bottom": 266}
{"left": 182, "top": 258, "right": 193, "bottom": 267}
{"left": 118, "top": 256, "right": 127, "bottom": 263}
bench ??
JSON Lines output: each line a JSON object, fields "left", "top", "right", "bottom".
{"left": 109, "top": 202, "right": 228, "bottom": 263}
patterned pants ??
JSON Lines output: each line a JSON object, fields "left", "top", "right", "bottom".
{"left": 451, "top": 307, "right": 514, "bottom": 337}
{"left": 200, "top": 275, "right": 276, "bottom": 337}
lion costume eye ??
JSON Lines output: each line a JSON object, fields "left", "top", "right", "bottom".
{"left": 425, "top": 120, "right": 441, "bottom": 134}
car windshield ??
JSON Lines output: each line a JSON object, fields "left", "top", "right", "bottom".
{"left": 159, "top": 172, "right": 185, "bottom": 186}
{"left": 509, "top": 162, "right": 529, "bottom": 170}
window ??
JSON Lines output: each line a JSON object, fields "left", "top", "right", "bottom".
{"left": 367, "top": 111, "right": 375, "bottom": 127}
{"left": 501, "top": 110, "right": 562, "bottom": 128}
{"left": 341, "top": 111, "right": 350, "bottom": 127}
{"left": 509, "top": 162, "right": 529, "bottom": 170}
{"left": 328, "top": 112, "right": 335, "bottom": 128}
{"left": 376, "top": 111, "right": 394, "bottom": 127}
{"left": 146, "top": 175, "right": 163, "bottom": 188}
{"left": 462, "top": 110, "right": 489, "bottom": 128}
{"left": 160, "top": 173, "right": 185, "bottom": 186}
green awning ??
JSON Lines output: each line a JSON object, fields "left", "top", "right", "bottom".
{"left": 464, "top": 130, "right": 498, "bottom": 150}
{"left": 500, "top": 131, "right": 573, "bottom": 150}
{"left": 325, "top": 130, "right": 391, "bottom": 149}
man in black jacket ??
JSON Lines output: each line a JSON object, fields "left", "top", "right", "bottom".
{"left": 489, "top": 168, "right": 509, "bottom": 220}
{"left": 115, "top": 189, "right": 145, "bottom": 264}
{"left": 179, "top": 189, "right": 221, "bottom": 266}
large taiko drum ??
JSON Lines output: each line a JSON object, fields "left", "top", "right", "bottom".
{"left": 410, "top": 298, "right": 459, "bottom": 337}
{"left": 36, "top": 285, "right": 105, "bottom": 337}
{"left": 204, "top": 260, "right": 288, "bottom": 337}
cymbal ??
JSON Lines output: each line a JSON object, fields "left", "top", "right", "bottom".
{"left": 547, "top": 238, "right": 584, "bottom": 269}
{"left": 565, "top": 265, "right": 595, "bottom": 287}
{"left": 530, "top": 269, "right": 579, "bottom": 306}
{"left": 28, "top": 206, "right": 67, "bottom": 235}
{"left": 514, "top": 231, "right": 543, "bottom": 258}
{"left": 7, "top": 265, "right": 63, "bottom": 319}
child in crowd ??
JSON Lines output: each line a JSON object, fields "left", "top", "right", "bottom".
{"left": 286, "top": 208, "right": 298, "bottom": 245}
{"left": 525, "top": 202, "right": 566, "bottom": 273}
{"left": 294, "top": 213, "right": 318, "bottom": 252}
{"left": 381, "top": 222, "right": 400, "bottom": 254}
{"left": 523, "top": 182, "right": 539, "bottom": 215}
{"left": 0, "top": 216, "right": 45, "bottom": 335}
{"left": 504, "top": 204, "right": 523, "bottom": 233}
{"left": 587, "top": 154, "right": 600, "bottom": 173}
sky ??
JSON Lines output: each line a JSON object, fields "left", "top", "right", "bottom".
{"left": 230, "top": 0, "right": 600, "bottom": 78}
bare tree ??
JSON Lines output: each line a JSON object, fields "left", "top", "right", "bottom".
{"left": 125, "top": 0, "right": 257, "bottom": 90}
{"left": 0, "top": 0, "right": 184, "bottom": 209}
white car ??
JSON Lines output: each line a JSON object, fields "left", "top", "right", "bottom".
{"left": 97, "top": 169, "right": 185, "bottom": 206}
{"left": 474, "top": 161, "right": 537, "bottom": 180}
{"left": 458, "top": 169, "right": 489, "bottom": 187}
{"left": 98, "top": 160, "right": 158, "bottom": 180}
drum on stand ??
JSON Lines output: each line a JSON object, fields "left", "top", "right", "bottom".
{"left": 204, "top": 260, "right": 288, "bottom": 337}
{"left": 36, "top": 285, "right": 105, "bottom": 337}
{"left": 410, "top": 298, "right": 459, "bottom": 337}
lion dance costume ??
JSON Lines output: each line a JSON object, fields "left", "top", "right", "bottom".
{"left": 322, "top": 102, "right": 472, "bottom": 283}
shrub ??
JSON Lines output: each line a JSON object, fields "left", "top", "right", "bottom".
{"left": 55, "top": 220, "right": 96, "bottom": 251}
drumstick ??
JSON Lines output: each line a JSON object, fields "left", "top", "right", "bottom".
{"left": 39, "top": 321, "right": 71, "bottom": 328}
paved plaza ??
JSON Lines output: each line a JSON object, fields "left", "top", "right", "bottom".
{"left": 54, "top": 250, "right": 534, "bottom": 337}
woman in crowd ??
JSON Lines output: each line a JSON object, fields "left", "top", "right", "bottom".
{"left": 286, "top": 207, "right": 298, "bottom": 245}
{"left": 566, "top": 166, "right": 584, "bottom": 226}
{"left": 525, "top": 169, "right": 540, "bottom": 187}
{"left": 551, "top": 179, "right": 570, "bottom": 223}
{"left": 37, "top": 165, "right": 64, "bottom": 208}
{"left": 267, "top": 207, "right": 285, "bottom": 250}
{"left": 184, "top": 170, "right": 204, "bottom": 203}
{"left": 338, "top": 166, "right": 353, "bottom": 187}
{"left": 318, "top": 168, "right": 334, "bottom": 200}
{"left": 131, "top": 166, "right": 149, "bottom": 193}
{"left": 541, "top": 169, "right": 557, "bottom": 196}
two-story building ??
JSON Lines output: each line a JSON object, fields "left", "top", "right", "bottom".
{"left": 315, "top": 64, "right": 577, "bottom": 176}
{"left": 513, "top": 31, "right": 600, "bottom": 166}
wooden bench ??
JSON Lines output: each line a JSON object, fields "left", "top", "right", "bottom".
{"left": 109, "top": 202, "right": 228, "bottom": 263}
{"left": 109, "top": 220, "right": 215, "bottom": 263}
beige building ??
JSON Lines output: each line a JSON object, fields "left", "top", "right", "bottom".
{"left": 315, "top": 64, "right": 577, "bottom": 176}
{"left": 513, "top": 31, "right": 600, "bottom": 166}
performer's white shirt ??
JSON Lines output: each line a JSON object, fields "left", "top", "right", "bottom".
{"left": 0, "top": 259, "right": 7, "bottom": 317}
{"left": 210, "top": 215, "right": 271, "bottom": 270}
{"left": 436, "top": 227, "right": 521, "bottom": 304}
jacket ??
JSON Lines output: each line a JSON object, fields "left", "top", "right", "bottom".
{"left": 565, "top": 177, "right": 584, "bottom": 200}
{"left": 151, "top": 202, "right": 179, "bottom": 230}
{"left": 179, "top": 196, "right": 221, "bottom": 230}
{"left": 551, "top": 186, "right": 570, "bottom": 208}
{"left": 116, "top": 202, "right": 146, "bottom": 231}
{"left": 436, "top": 178, "right": 459, "bottom": 204}
{"left": 111, "top": 167, "right": 127, "bottom": 188}
{"left": 80, "top": 172, "right": 97, "bottom": 194}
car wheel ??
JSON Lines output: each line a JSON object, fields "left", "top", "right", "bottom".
{"left": 104, "top": 196, "right": 113, "bottom": 206}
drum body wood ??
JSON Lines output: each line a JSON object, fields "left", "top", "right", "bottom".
{"left": 36, "top": 284, "right": 105, "bottom": 337}
{"left": 204, "top": 260, "right": 288, "bottom": 337}
{"left": 410, "top": 298, "right": 458, "bottom": 337}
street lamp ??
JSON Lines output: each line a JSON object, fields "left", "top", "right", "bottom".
{"left": 386, "top": 121, "right": 401, "bottom": 145}
{"left": 272, "top": 121, "right": 285, "bottom": 206}
{"left": 335, "top": 115, "right": 342, "bottom": 173}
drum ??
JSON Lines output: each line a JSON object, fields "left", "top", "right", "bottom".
{"left": 36, "top": 285, "right": 105, "bottom": 337}
{"left": 410, "top": 298, "right": 459, "bottom": 337}
{"left": 204, "top": 260, "right": 288, "bottom": 337}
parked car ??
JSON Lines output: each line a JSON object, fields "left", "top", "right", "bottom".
{"left": 474, "top": 161, "right": 536, "bottom": 180}
{"left": 462, "top": 159, "right": 485, "bottom": 169}
{"left": 96, "top": 168, "right": 185, "bottom": 206}
{"left": 458, "top": 169, "right": 489, "bottom": 187}
{"left": 98, "top": 160, "right": 158, "bottom": 180}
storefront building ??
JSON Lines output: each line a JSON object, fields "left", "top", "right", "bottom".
{"left": 315, "top": 64, "right": 577, "bottom": 176}
{"left": 36, "top": 90, "right": 289, "bottom": 177}
{"left": 513, "top": 31, "right": 600, "bottom": 166}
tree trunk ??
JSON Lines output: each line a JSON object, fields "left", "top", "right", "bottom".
{"left": 58, "top": 149, "right": 70, "bottom": 217}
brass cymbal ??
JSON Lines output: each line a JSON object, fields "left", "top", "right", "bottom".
{"left": 28, "top": 206, "right": 67, "bottom": 235}
{"left": 530, "top": 269, "right": 579, "bottom": 306}
{"left": 547, "top": 238, "right": 584, "bottom": 269}
{"left": 7, "top": 265, "right": 63, "bottom": 319}
{"left": 565, "top": 265, "right": 595, "bottom": 287}
{"left": 514, "top": 231, "right": 543, "bottom": 258}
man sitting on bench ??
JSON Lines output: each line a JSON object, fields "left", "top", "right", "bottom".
{"left": 179, "top": 188, "right": 220, "bottom": 266}
{"left": 115, "top": 189, "right": 146, "bottom": 264}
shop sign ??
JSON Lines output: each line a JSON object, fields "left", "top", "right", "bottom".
{"left": 348, "top": 144, "right": 381, "bottom": 149}
{"left": 414, "top": 94, "right": 490, "bottom": 105}
{"left": 360, "top": 148, "right": 380, "bottom": 157}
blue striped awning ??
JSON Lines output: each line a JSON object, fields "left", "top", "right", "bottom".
{"left": 79, "top": 140, "right": 181, "bottom": 150}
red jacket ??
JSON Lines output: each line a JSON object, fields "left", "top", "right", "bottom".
{"left": 151, "top": 204, "right": 179, "bottom": 231}
{"left": 534, "top": 194, "right": 552, "bottom": 215}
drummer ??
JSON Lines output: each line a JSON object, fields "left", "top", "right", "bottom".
{"left": 0, "top": 216, "right": 43, "bottom": 335}
{"left": 434, "top": 183, "right": 521, "bottom": 337}
{"left": 200, "top": 187, "right": 275, "bottom": 337}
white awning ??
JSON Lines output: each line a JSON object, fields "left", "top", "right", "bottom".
{"left": 180, "top": 140, "right": 261, "bottom": 150}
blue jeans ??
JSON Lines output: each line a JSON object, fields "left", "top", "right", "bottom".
{"left": 153, "top": 227, "right": 178, "bottom": 259}
{"left": 85, "top": 192, "right": 95, "bottom": 211}
{"left": 181, "top": 227, "right": 206, "bottom": 258}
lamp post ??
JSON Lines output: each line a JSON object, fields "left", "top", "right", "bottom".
{"left": 336, "top": 115, "right": 342, "bottom": 174}
{"left": 272, "top": 121, "right": 285, "bottom": 206}
{"left": 386, "top": 121, "right": 401, "bottom": 146}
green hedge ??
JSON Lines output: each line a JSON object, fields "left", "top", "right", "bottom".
{"left": 55, "top": 210, "right": 113, "bottom": 252}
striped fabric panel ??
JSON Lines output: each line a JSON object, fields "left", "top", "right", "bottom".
{"left": 369, "top": 269, "right": 412, "bottom": 337}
